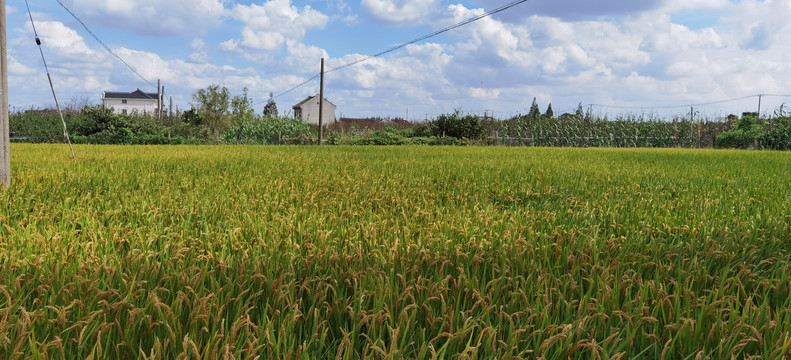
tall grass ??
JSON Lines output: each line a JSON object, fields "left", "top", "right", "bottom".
{"left": 1, "top": 144, "right": 790, "bottom": 358}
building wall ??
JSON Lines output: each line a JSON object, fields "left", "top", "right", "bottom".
{"left": 296, "top": 97, "right": 336, "bottom": 125}
{"left": 102, "top": 98, "right": 159, "bottom": 115}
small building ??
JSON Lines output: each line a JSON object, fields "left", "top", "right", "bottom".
{"left": 102, "top": 89, "right": 161, "bottom": 115}
{"left": 293, "top": 95, "right": 336, "bottom": 125}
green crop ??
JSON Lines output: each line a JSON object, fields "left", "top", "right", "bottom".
{"left": 1, "top": 144, "right": 790, "bottom": 359}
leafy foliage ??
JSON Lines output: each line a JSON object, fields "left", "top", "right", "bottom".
{"left": 544, "top": 103, "right": 554, "bottom": 118}
{"left": 715, "top": 115, "right": 765, "bottom": 149}
{"left": 263, "top": 96, "right": 278, "bottom": 118}
{"left": 430, "top": 110, "right": 485, "bottom": 140}
{"left": 192, "top": 84, "right": 231, "bottom": 136}
{"left": 528, "top": 97, "right": 540, "bottom": 119}
{"left": 501, "top": 114, "right": 698, "bottom": 148}
{"left": 222, "top": 116, "right": 312, "bottom": 145}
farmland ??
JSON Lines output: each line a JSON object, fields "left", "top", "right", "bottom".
{"left": 1, "top": 144, "right": 790, "bottom": 359}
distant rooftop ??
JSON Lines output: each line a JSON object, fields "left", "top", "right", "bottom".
{"left": 103, "top": 89, "right": 158, "bottom": 100}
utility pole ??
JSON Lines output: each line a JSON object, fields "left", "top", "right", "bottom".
{"left": 1, "top": 0, "right": 10, "bottom": 186}
{"left": 318, "top": 58, "right": 324, "bottom": 146}
{"left": 157, "top": 79, "right": 161, "bottom": 121}
{"left": 757, "top": 94, "right": 763, "bottom": 119}
{"left": 160, "top": 85, "right": 165, "bottom": 121}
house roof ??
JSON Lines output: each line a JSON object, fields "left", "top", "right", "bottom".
{"left": 293, "top": 95, "right": 336, "bottom": 109}
{"left": 103, "top": 89, "right": 158, "bottom": 100}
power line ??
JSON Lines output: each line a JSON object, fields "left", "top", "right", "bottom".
{"left": 591, "top": 95, "right": 758, "bottom": 110}
{"left": 53, "top": 0, "right": 157, "bottom": 89}
{"left": 326, "top": 0, "right": 530, "bottom": 74}
{"left": 263, "top": 0, "right": 531, "bottom": 104}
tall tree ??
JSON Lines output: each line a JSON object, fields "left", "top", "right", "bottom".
{"left": 231, "top": 87, "right": 255, "bottom": 125}
{"left": 528, "top": 97, "right": 540, "bottom": 118}
{"left": 544, "top": 103, "right": 554, "bottom": 118}
{"left": 192, "top": 84, "right": 231, "bottom": 135}
{"left": 263, "top": 92, "right": 278, "bottom": 118}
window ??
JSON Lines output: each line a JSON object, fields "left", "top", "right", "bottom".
{"left": 122, "top": 100, "right": 128, "bottom": 104}
{"left": 122, "top": 109, "right": 128, "bottom": 115}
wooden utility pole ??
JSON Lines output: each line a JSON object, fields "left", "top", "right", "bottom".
{"left": 1, "top": 0, "right": 10, "bottom": 186}
{"left": 318, "top": 58, "right": 324, "bottom": 145}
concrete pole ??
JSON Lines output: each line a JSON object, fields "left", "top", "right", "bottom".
{"left": 318, "top": 58, "right": 324, "bottom": 146}
{"left": 1, "top": 0, "right": 10, "bottom": 186}
{"left": 157, "top": 79, "right": 161, "bottom": 121}
{"left": 757, "top": 94, "right": 763, "bottom": 119}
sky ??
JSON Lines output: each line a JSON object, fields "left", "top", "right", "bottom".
{"left": 5, "top": 0, "right": 791, "bottom": 120}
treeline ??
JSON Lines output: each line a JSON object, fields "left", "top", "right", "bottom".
{"left": 324, "top": 111, "right": 791, "bottom": 150}
{"left": 9, "top": 85, "right": 311, "bottom": 145}
{"left": 9, "top": 86, "right": 791, "bottom": 150}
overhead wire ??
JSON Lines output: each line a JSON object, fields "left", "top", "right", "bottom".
{"left": 591, "top": 95, "right": 759, "bottom": 111}
{"left": 325, "top": 0, "right": 530, "bottom": 74}
{"left": 53, "top": 0, "right": 157, "bottom": 89}
{"left": 24, "top": 0, "right": 77, "bottom": 163}
{"left": 263, "top": 0, "right": 531, "bottom": 103}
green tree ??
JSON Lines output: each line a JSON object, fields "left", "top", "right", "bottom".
{"left": 528, "top": 97, "right": 540, "bottom": 119}
{"left": 431, "top": 110, "right": 485, "bottom": 140}
{"left": 182, "top": 107, "right": 205, "bottom": 127}
{"left": 231, "top": 87, "right": 256, "bottom": 125}
{"left": 544, "top": 103, "right": 554, "bottom": 118}
{"left": 192, "top": 84, "right": 231, "bottom": 136}
{"left": 263, "top": 93, "right": 278, "bottom": 118}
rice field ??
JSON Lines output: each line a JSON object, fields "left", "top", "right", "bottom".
{"left": 1, "top": 144, "right": 790, "bottom": 359}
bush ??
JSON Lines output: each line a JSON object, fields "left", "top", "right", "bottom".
{"left": 716, "top": 115, "right": 764, "bottom": 149}
{"left": 431, "top": 111, "right": 485, "bottom": 140}
{"left": 9, "top": 108, "right": 72, "bottom": 143}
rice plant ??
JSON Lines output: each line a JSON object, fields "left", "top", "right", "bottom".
{"left": 1, "top": 144, "right": 789, "bottom": 359}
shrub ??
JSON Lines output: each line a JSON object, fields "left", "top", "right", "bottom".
{"left": 716, "top": 115, "right": 765, "bottom": 149}
{"left": 430, "top": 111, "right": 485, "bottom": 140}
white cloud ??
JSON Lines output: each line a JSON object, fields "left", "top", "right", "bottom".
{"left": 476, "top": 0, "right": 665, "bottom": 22}
{"left": 187, "top": 38, "right": 210, "bottom": 63}
{"left": 64, "top": 0, "right": 227, "bottom": 36}
{"left": 223, "top": 0, "right": 329, "bottom": 56}
{"left": 360, "top": 0, "right": 440, "bottom": 25}
{"left": 233, "top": 0, "right": 328, "bottom": 40}
{"left": 8, "top": 55, "right": 37, "bottom": 76}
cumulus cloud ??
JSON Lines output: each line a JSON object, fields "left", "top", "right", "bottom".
{"left": 476, "top": 0, "right": 665, "bottom": 22}
{"left": 187, "top": 38, "right": 210, "bottom": 63}
{"left": 233, "top": 0, "right": 328, "bottom": 40}
{"left": 360, "top": 0, "right": 440, "bottom": 25}
{"left": 224, "top": 0, "right": 329, "bottom": 54}
{"left": 63, "top": 0, "right": 226, "bottom": 36}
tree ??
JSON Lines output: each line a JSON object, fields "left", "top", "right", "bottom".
{"left": 528, "top": 97, "right": 540, "bottom": 119}
{"left": 431, "top": 110, "right": 485, "bottom": 140}
{"left": 544, "top": 103, "right": 554, "bottom": 118}
{"left": 230, "top": 87, "right": 256, "bottom": 125}
{"left": 576, "top": 102, "right": 584, "bottom": 119}
{"left": 182, "top": 107, "right": 204, "bottom": 127}
{"left": 263, "top": 92, "right": 278, "bottom": 118}
{"left": 192, "top": 84, "right": 231, "bottom": 135}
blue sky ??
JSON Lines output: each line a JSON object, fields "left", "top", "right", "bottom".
{"left": 6, "top": 0, "right": 791, "bottom": 119}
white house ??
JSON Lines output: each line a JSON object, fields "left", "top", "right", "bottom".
{"left": 293, "top": 95, "right": 336, "bottom": 125}
{"left": 102, "top": 89, "right": 161, "bottom": 115}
